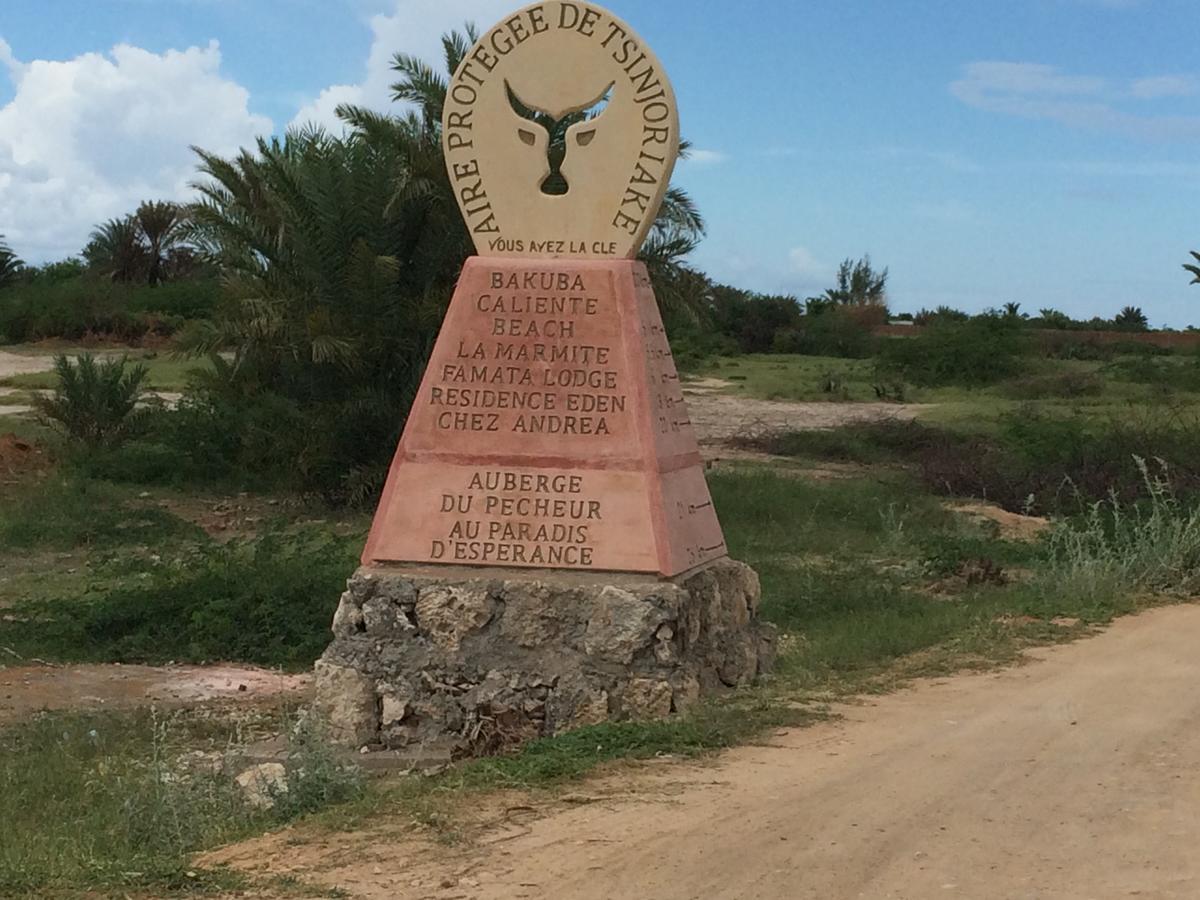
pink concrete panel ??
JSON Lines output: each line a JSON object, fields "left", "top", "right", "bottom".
{"left": 364, "top": 462, "right": 659, "bottom": 574}
{"left": 364, "top": 257, "right": 727, "bottom": 578}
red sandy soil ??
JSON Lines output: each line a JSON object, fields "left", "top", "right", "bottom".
{"left": 0, "top": 662, "right": 310, "bottom": 725}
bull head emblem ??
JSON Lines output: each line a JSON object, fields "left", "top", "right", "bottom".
{"left": 505, "top": 80, "right": 615, "bottom": 196}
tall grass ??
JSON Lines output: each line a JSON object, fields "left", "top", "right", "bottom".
{"left": 1045, "top": 459, "right": 1200, "bottom": 601}
{"left": 0, "top": 710, "right": 363, "bottom": 898}
{"left": 0, "top": 525, "right": 360, "bottom": 669}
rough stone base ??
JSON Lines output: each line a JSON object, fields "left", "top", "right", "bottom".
{"left": 314, "top": 559, "right": 775, "bottom": 757}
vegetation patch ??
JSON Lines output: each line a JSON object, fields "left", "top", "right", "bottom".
{"left": 0, "top": 522, "right": 359, "bottom": 669}
{"left": 0, "top": 709, "right": 362, "bottom": 899}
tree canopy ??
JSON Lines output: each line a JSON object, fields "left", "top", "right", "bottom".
{"left": 0, "top": 237, "right": 23, "bottom": 290}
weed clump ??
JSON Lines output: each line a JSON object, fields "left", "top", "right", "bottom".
{"left": 0, "top": 525, "right": 360, "bottom": 669}
{"left": 0, "top": 709, "right": 362, "bottom": 897}
{"left": 741, "top": 410, "right": 1200, "bottom": 515}
{"left": 877, "top": 316, "right": 1029, "bottom": 387}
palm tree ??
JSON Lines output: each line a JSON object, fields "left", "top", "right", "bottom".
{"left": 84, "top": 217, "right": 147, "bottom": 283}
{"left": 1113, "top": 306, "right": 1149, "bottom": 331}
{"left": 135, "top": 201, "right": 188, "bottom": 286}
{"left": 339, "top": 25, "right": 705, "bottom": 274}
{"left": 818, "top": 256, "right": 889, "bottom": 308}
{"left": 187, "top": 127, "right": 451, "bottom": 497}
{"left": 0, "top": 237, "right": 23, "bottom": 289}
{"left": 184, "top": 26, "right": 710, "bottom": 500}
{"left": 1186, "top": 251, "right": 1200, "bottom": 285}
{"left": 84, "top": 202, "right": 192, "bottom": 285}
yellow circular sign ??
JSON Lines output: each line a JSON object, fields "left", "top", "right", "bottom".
{"left": 443, "top": 2, "right": 681, "bottom": 260}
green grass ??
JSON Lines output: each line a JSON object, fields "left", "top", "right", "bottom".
{"left": 1, "top": 459, "right": 1195, "bottom": 894}
{"left": 709, "top": 462, "right": 1179, "bottom": 691}
{"left": 0, "top": 349, "right": 214, "bottom": 393}
{"left": 697, "top": 354, "right": 880, "bottom": 402}
{"left": 310, "top": 694, "right": 821, "bottom": 840}
{"left": 0, "top": 476, "right": 201, "bottom": 551}
{"left": 693, "top": 353, "right": 1200, "bottom": 433}
{"left": 0, "top": 709, "right": 362, "bottom": 899}
{"left": 0, "top": 523, "right": 361, "bottom": 670}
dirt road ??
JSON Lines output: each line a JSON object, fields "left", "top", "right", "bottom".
{"left": 682, "top": 381, "right": 929, "bottom": 453}
{"left": 0, "top": 663, "right": 309, "bottom": 724}
{"left": 213, "top": 604, "right": 1200, "bottom": 899}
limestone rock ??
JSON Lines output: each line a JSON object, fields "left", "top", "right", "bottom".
{"left": 583, "top": 586, "right": 670, "bottom": 665}
{"left": 235, "top": 763, "right": 288, "bottom": 810}
{"left": 671, "top": 675, "right": 702, "bottom": 714}
{"left": 331, "top": 590, "right": 364, "bottom": 638}
{"left": 318, "top": 561, "right": 773, "bottom": 753}
{"left": 313, "top": 660, "right": 378, "bottom": 747}
{"left": 362, "top": 594, "right": 415, "bottom": 637}
{"left": 415, "top": 585, "right": 496, "bottom": 652}
{"left": 380, "top": 693, "right": 410, "bottom": 728}
{"left": 621, "top": 678, "right": 673, "bottom": 720}
{"left": 500, "top": 582, "right": 573, "bottom": 648}
{"left": 565, "top": 689, "right": 610, "bottom": 731}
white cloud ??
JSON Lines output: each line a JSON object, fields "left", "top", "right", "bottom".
{"left": 877, "top": 146, "right": 983, "bottom": 174}
{"left": 0, "top": 37, "right": 23, "bottom": 80}
{"left": 951, "top": 62, "right": 1200, "bottom": 140}
{"left": 291, "top": 0, "right": 514, "bottom": 131}
{"left": 682, "top": 149, "right": 728, "bottom": 166}
{"left": 913, "top": 200, "right": 976, "bottom": 224}
{"left": 787, "top": 246, "right": 824, "bottom": 277}
{"left": 1129, "top": 75, "right": 1200, "bottom": 100}
{"left": 0, "top": 38, "right": 270, "bottom": 261}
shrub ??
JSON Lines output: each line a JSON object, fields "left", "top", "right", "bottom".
{"left": 878, "top": 316, "right": 1029, "bottom": 387}
{"left": 1045, "top": 459, "right": 1200, "bottom": 600}
{"left": 0, "top": 709, "right": 362, "bottom": 896}
{"left": 33, "top": 354, "right": 153, "bottom": 450}
{"left": 707, "top": 287, "right": 804, "bottom": 354}
{"left": 740, "top": 419, "right": 952, "bottom": 465}
{"left": 1102, "top": 356, "right": 1200, "bottom": 393}
{"left": 1035, "top": 332, "right": 1114, "bottom": 361}
{"left": 776, "top": 306, "right": 881, "bottom": 359}
{"left": 1001, "top": 372, "right": 1105, "bottom": 400}
{"left": 0, "top": 276, "right": 219, "bottom": 344}
{"left": 0, "top": 525, "right": 360, "bottom": 669}
{"left": 739, "top": 410, "right": 1200, "bottom": 515}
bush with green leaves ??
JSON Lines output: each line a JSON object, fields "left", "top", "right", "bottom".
{"left": 1045, "top": 459, "right": 1200, "bottom": 601}
{"left": 0, "top": 275, "right": 219, "bottom": 344}
{"left": 0, "top": 709, "right": 363, "bottom": 897}
{"left": 33, "top": 354, "right": 153, "bottom": 451}
{"left": 740, "top": 410, "right": 1200, "bottom": 515}
{"left": 878, "top": 314, "right": 1029, "bottom": 387}
{"left": 0, "top": 524, "right": 360, "bottom": 669}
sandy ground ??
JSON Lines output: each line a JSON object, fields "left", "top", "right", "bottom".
{"left": 682, "top": 382, "right": 929, "bottom": 452}
{"left": 208, "top": 604, "right": 1200, "bottom": 900}
{"left": 0, "top": 662, "right": 310, "bottom": 724}
{"left": 0, "top": 350, "right": 181, "bottom": 414}
{"left": 0, "top": 351, "right": 923, "bottom": 443}
{"left": 0, "top": 350, "right": 56, "bottom": 378}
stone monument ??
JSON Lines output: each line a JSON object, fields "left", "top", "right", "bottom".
{"left": 315, "top": 0, "right": 774, "bottom": 755}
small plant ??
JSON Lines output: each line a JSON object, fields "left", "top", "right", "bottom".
{"left": 33, "top": 354, "right": 153, "bottom": 450}
{"left": 1002, "top": 372, "right": 1104, "bottom": 400}
{"left": 1045, "top": 458, "right": 1200, "bottom": 598}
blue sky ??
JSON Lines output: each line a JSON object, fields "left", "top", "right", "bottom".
{"left": 1, "top": 0, "right": 1198, "bottom": 326}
